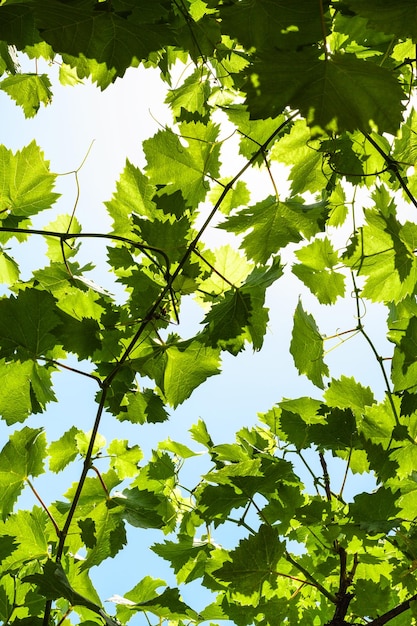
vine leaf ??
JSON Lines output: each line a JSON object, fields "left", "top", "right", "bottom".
{"left": 400, "top": 317, "right": 417, "bottom": 373}
{"left": 292, "top": 237, "right": 345, "bottom": 304}
{"left": 219, "top": 196, "right": 328, "bottom": 263}
{"left": 218, "top": 0, "right": 323, "bottom": 52}
{"left": 245, "top": 51, "right": 404, "bottom": 134}
{"left": 290, "top": 300, "right": 328, "bottom": 388}
{"left": 346, "top": 0, "right": 417, "bottom": 40}
{"left": 0, "top": 428, "right": 46, "bottom": 519}
{"left": 105, "top": 160, "right": 156, "bottom": 237}
{"left": 144, "top": 122, "right": 221, "bottom": 208}
{"left": 110, "top": 487, "right": 168, "bottom": 530}
{"left": 24, "top": 560, "right": 121, "bottom": 625}
{"left": 0, "top": 289, "right": 61, "bottom": 359}
{"left": 213, "top": 524, "right": 284, "bottom": 594}
{"left": 33, "top": 1, "right": 174, "bottom": 76}
{"left": 163, "top": 339, "right": 221, "bottom": 407}
{"left": 48, "top": 426, "right": 82, "bottom": 473}
{"left": 0, "top": 141, "right": 59, "bottom": 219}
{"left": 0, "top": 73, "right": 52, "bottom": 117}
{"left": 152, "top": 537, "right": 212, "bottom": 584}
{"left": 0, "top": 507, "right": 50, "bottom": 573}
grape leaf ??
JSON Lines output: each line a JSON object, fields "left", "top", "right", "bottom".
{"left": 0, "top": 141, "right": 59, "bottom": 218}
{"left": 33, "top": 1, "right": 174, "bottom": 76}
{"left": 218, "top": 0, "right": 323, "bottom": 52}
{"left": 290, "top": 300, "right": 328, "bottom": 389}
{"left": 219, "top": 196, "right": 328, "bottom": 263}
{"left": 346, "top": 0, "right": 417, "bottom": 40}
{"left": 246, "top": 50, "right": 404, "bottom": 134}
{"left": 48, "top": 426, "right": 82, "bottom": 473}
{"left": 144, "top": 122, "right": 221, "bottom": 208}
{"left": 292, "top": 238, "right": 346, "bottom": 305}
{"left": 0, "top": 73, "right": 52, "bottom": 117}
{"left": 110, "top": 488, "right": 167, "bottom": 530}
{"left": 163, "top": 339, "right": 221, "bottom": 407}
{"left": 213, "top": 525, "right": 284, "bottom": 594}
{"left": 0, "top": 508, "right": 49, "bottom": 573}
{"left": 0, "top": 288, "right": 61, "bottom": 359}
{"left": 0, "top": 428, "right": 46, "bottom": 519}
{"left": 105, "top": 160, "right": 156, "bottom": 236}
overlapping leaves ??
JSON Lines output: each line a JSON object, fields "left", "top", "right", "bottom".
{"left": 1, "top": 2, "right": 417, "bottom": 626}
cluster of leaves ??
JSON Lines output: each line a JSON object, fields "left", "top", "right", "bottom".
{"left": 2, "top": 1, "right": 417, "bottom": 625}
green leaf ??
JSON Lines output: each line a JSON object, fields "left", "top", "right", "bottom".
{"left": 399, "top": 316, "right": 417, "bottom": 373}
{"left": 164, "top": 339, "right": 221, "bottom": 407}
{"left": 128, "top": 586, "right": 199, "bottom": 620}
{"left": 0, "top": 360, "right": 34, "bottom": 425}
{"left": 144, "top": 122, "right": 220, "bottom": 208}
{"left": 117, "top": 387, "right": 169, "bottom": 424}
{"left": 0, "top": 73, "right": 52, "bottom": 117}
{"left": 60, "top": 52, "right": 117, "bottom": 89}
{"left": 220, "top": 195, "right": 328, "bottom": 263}
{"left": 324, "top": 376, "right": 375, "bottom": 416}
{"left": 166, "top": 66, "right": 211, "bottom": 121}
{"left": 343, "top": 208, "right": 417, "bottom": 303}
{"left": 48, "top": 426, "right": 82, "bottom": 473}
{"left": 105, "top": 160, "right": 156, "bottom": 236}
{"left": 110, "top": 488, "right": 167, "bottom": 530}
{"left": 246, "top": 50, "right": 404, "bottom": 134}
{"left": 346, "top": 0, "right": 417, "bottom": 40}
{"left": 0, "top": 141, "right": 59, "bottom": 219}
{"left": 218, "top": 0, "right": 323, "bottom": 53}
{"left": 114, "top": 576, "right": 166, "bottom": 623}
{"left": 55, "top": 312, "right": 101, "bottom": 360}
{"left": 79, "top": 505, "right": 127, "bottom": 572}
{"left": 33, "top": 1, "right": 174, "bottom": 76}
{"left": 224, "top": 107, "right": 285, "bottom": 161}
{"left": 0, "top": 575, "right": 14, "bottom": 621}
{"left": 0, "top": 508, "right": 49, "bottom": 573}
{"left": 349, "top": 487, "right": 401, "bottom": 533}
{"left": 292, "top": 238, "right": 346, "bottom": 304}
{"left": 152, "top": 536, "right": 212, "bottom": 584}
{"left": 107, "top": 439, "right": 143, "bottom": 479}
{"left": 202, "top": 288, "right": 252, "bottom": 349}
{"left": 0, "top": 428, "right": 46, "bottom": 519}
{"left": 24, "top": 560, "right": 120, "bottom": 625}
{"left": 0, "top": 288, "right": 61, "bottom": 359}
{"left": 134, "top": 337, "right": 221, "bottom": 408}
{"left": 271, "top": 120, "right": 331, "bottom": 195}
{"left": 196, "top": 483, "right": 248, "bottom": 521}
{"left": 290, "top": 300, "right": 328, "bottom": 388}
{"left": 213, "top": 525, "right": 284, "bottom": 594}
{"left": 0, "top": 250, "right": 19, "bottom": 284}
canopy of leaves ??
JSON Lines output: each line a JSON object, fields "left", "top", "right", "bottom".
{"left": 1, "top": 2, "right": 417, "bottom": 626}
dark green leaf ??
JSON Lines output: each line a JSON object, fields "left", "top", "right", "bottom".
{"left": 213, "top": 525, "right": 284, "bottom": 594}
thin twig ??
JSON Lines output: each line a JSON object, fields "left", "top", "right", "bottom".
{"left": 284, "top": 551, "right": 336, "bottom": 603}
{"left": 26, "top": 478, "right": 61, "bottom": 538}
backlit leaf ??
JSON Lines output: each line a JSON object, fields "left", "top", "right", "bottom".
{"left": 0, "top": 141, "right": 59, "bottom": 218}
{"left": 0, "top": 73, "right": 52, "bottom": 117}
{"left": 290, "top": 300, "right": 328, "bottom": 388}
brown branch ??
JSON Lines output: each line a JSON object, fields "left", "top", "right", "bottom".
{"left": 326, "top": 547, "right": 355, "bottom": 626}
{"left": 367, "top": 592, "right": 417, "bottom": 626}
{"left": 319, "top": 452, "right": 332, "bottom": 501}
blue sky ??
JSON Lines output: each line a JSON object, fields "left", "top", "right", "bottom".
{"left": 0, "top": 56, "right": 387, "bottom": 621}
